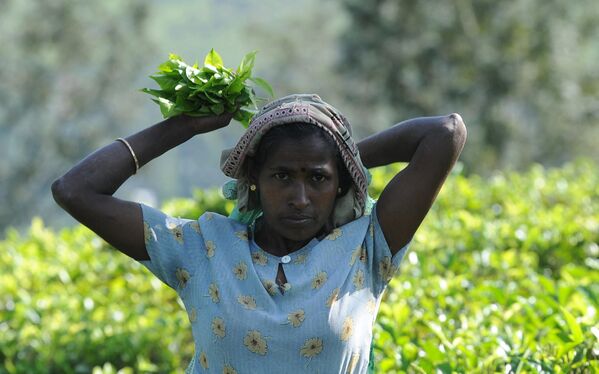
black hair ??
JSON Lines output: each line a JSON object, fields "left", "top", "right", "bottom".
{"left": 250, "top": 123, "right": 353, "bottom": 195}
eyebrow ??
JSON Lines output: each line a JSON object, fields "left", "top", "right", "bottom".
{"left": 268, "top": 166, "right": 332, "bottom": 173}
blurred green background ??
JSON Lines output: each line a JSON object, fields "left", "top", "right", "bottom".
{"left": 1, "top": 0, "right": 598, "bottom": 372}
{"left": 2, "top": 0, "right": 598, "bottom": 230}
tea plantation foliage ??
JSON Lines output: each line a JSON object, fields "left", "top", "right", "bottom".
{"left": 1, "top": 160, "right": 597, "bottom": 373}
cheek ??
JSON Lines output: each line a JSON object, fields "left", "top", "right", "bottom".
{"left": 316, "top": 189, "right": 339, "bottom": 213}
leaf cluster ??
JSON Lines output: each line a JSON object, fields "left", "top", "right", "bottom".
{"left": 141, "top": 49, "right": 274, "bottom": 127}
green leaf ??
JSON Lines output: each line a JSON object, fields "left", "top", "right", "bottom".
{"left": 238, "top": 50, "right": 257, "bottom": 75}
{"left": 139, "top": 88, "right": 164, "bottom": 98}
{"left": 155, "top": 97, "right": 177, "bottom": 118}
{"left": 149, "top": 75, "right": 178, "bottom": 91}
{"left": 210, "top": 103, "right": 225, "bottom": 115}
{"left": 560, "top": 307, "right": 584, "bottom": 343}
{"left": 556, "top": 341, "right": 580, "bottom": 359}
{"left": 227, "top": 77, "right": 245, "bottom": 94}
{"left": 249, "top": 77, "right": 274, "bottom": 97}
{"left": 204, "top": 48, "right": 224, "bottom": 69}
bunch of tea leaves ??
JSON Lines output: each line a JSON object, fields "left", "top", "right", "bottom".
{"left": 141, "top": 49, "right": 273, "bottom": 127}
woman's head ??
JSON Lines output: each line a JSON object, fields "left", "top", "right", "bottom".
{"left": 220, "top": 94, "right": 369, "bottom": 229}
{"left": 245, "top": 123, "right": 352, "bottom": 243}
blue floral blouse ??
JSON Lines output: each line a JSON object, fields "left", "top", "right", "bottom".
{"left": 138, "top": 202, "right": 409, "bottom": 374}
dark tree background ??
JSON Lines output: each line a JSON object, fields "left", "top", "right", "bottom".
{"left": 338, "top": 0, "right": 599, "bottom": 172}
{"left": 0, "top": 0, "right": 150, "bottom": 228}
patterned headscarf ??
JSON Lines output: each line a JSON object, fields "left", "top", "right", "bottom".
{"left": 220, "top": 94, "right": 372, "bottom": 227}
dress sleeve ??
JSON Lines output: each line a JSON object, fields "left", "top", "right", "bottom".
{"left": 365, "top": 202, "right": 411, "bottom": 297}
{"left": 137, "top": 203, "right": 205, "bottom": 291}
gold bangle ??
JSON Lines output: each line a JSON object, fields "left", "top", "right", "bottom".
{"left": 116, "top": 138, "right": 140, "bottom": 174}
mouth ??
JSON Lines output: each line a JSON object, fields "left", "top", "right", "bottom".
{"left": 282, "top": 215, "right": 314, "bottom": 225}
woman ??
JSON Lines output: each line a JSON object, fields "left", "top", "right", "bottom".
{"left": 52, "top": 94, "right": 466, "bottom": 373}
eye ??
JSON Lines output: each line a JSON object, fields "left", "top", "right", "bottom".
{"left": 274, "top": 172, "right": 289, "bottom": 181}
{"left": 311, "top": 174, "right": 327, "bottom": 182}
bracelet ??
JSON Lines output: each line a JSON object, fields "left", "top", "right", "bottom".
{"left": 116, "top": 137, "right": 140, "bottom": 174}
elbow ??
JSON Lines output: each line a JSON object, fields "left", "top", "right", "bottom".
{"left": 51, "top": 177, "right": 68, "bottom": 207}
{"left": 51, "top": 176, "right": 78, "bottom": 210}
{"left": 442, "top": 113, "right": 468, "bottom": 148}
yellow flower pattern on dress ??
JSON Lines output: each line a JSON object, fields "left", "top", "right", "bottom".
{"left": 379, "top": 256, "right": 397, "bottom": 282}
{"left": 294, "top": 253, "right": 308, "bottom": 264}
{"left": 350, "top": 245, "right": 367, "bottom": 265}
{"left": 175, "top": 268, "right": 190, "bottom": 288}
{"left": 243, "top": 330, "right": 268, "bottom": 355}
{"left": 367, "top": 299, "right": 376, "bottom": 315}
{"left": 204, "top": 212, "right": 213, "bottom": 220}
{"left": 353, "top": 269, "right": 364, "bottom": 290}
{"left": 325, "top": 228, "right": 342, "bottom": 240}
{"left": 188, "top": 307, "right": 197, "bottom": 323}
{"left": 311, "top": 271, "right": 327, "bottom": 289}
{"left": 251, "top": 251, "right": 268, "bottom": 265}
{"left": 326, "top": 288, "right": 340, "bottom": 308}
{"left": 300, "top": 337, "right": 323, "bottom": 358}
{"left": 223, "top": 364, "right": 237, "bottom": 374}
{"left": 169, "top": 225, "right": 184, "bottom": 244}
{"left": 208, "top": 283, "right": 220, "bottom": 303}
{"left": 211, "top": 317, "right": 226, "bottom": 338}
{"left": 347, "top": 353, "right": 359, "bottom": 373}
{"left": 233, "top": 261, "right": 248, "bottom": 280}
{"left": 287, "top": 309, "right": 305, "bottom": 327}
{"left": 341, "top": 316, "right": 354, "bottom": 341}
{"left": 262, "top": 280, "right": 278, "bottom": 296}
{"left": 235, "top": 230, "right": 248, "bottom": 241}
{"left": 237, "top": 295, "right": 257, "bottom": 310}
{"left": 205, "top": 240, "right": 216, "bottom": 258}
{"left": 199, "top": 351, "right": 208, "bottom": 369}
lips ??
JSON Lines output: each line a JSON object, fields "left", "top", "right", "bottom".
{"left": 282, "top": 215, "right": 314, "bottom": 225}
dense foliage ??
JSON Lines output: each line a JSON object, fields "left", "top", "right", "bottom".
{"left": 1, "top": 160, "right": 597, "bottom": 373}
{"left": 141, "top": 50, "right": 273, "bottom": 127}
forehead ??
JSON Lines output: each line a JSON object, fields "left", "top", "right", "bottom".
{"left": 261, "top": 135, "right": 337, "bottom": 170}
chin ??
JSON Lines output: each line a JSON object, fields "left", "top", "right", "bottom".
{"left": 279, "top": 223, "right": 323, "bottom": 242}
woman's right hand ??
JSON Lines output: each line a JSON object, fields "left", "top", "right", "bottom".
{"left": 170, "top": 112, "right": 236, "bottom": 135}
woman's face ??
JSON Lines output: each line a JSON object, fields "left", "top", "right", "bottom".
{"left": 255, "top": 134, "right": 339, "bottom": 248}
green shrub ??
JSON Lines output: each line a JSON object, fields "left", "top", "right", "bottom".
{"left": 1, "top": 160, "right": 597, "bottom": 373}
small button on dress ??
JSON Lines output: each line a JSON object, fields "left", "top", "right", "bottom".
{"left": 281, "top": 255, "right": 291, "bottom": 264}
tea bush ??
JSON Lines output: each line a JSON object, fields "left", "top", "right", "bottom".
{"left": 1, "top": 160, "right": 597, "bottom": 373}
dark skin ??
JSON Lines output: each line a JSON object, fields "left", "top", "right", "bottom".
{"left": 250, "top": 135, "right": 340, "bottom": 256}
{"left": 52, "top": 112, "right": 467, "bottom": 263}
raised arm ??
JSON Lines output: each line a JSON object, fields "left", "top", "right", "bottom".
{"left": 357, "top": 114, "right": 467, "bottom": 254}
{"left": 51, "top": 114, "right": 233, "bottom": 261}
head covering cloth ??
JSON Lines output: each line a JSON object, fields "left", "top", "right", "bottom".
{"left": 220, "top": 93, "right": 372, "bottom": 227}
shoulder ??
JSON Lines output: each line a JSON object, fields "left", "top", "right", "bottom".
{"left": 198, "top": 211, "right": 248, "bottom": 240}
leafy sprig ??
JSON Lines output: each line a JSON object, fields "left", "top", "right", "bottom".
{"left": 141, "top": 49, "right": 274, "bottom": 127}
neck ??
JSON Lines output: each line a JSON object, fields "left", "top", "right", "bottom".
{"left": 253, "top": 219, "right": 311, "bottom": 257}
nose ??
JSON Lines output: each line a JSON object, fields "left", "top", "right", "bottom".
{"left": 289, "top": 182, "right": 310, "bottom": 210}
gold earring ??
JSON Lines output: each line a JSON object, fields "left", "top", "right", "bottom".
{"left": 250, "top": 184, "right": 257, "bottom": 191}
